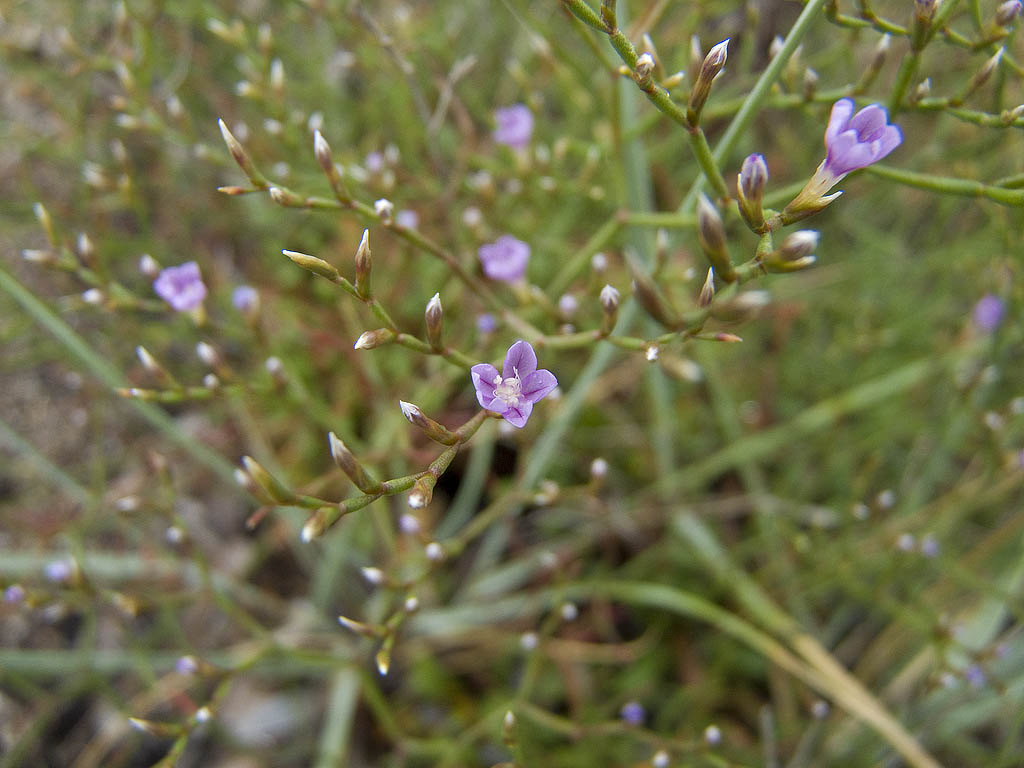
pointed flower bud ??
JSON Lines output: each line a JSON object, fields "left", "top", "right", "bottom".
{"left": 313, "top": 130, "right": 333, "bottom": 172}
{"left": 688, "top": 39, "right": 729, "bottom": 123}
{"left": 241, "top": 456, "right": 295, "bottom": 504}
{"left": 737, "top": 153, "right": 768, "bottom": 232}
{"left": 355, "top": 229, "right": 372, "bottom": 298}
{"left": 600, "top": 284, "right": 620, "bottom": 334}
{"left": 632, "top": 272, "right": 679, "bottom": 329}
{"left": 329, "top": 432, "right": 381, "bottom": 493}
{"left": 696, "top": 195, "right": 736, "bottom": 281}
{"left": 634, "top": 52, "right": 655, "bottom": 82}
{"left": 698, "top": 268, "right": 715, "bottom": 307}
{"left": 957, "top": 49, "right": 1003, "bottom": 104}
{"left": 283, "top": 249, "right": 341, "bottom": 283}
{"left": 353, "top": 328, "right": 396, "bottom": 350}
{"left": 997, "top": 0, "right": 1022, "bottom": 25}
{"left": 399, "top": 401, "right": 458, "bottom": 444}
{"left": 425, "top": 293, "right": 443, "bottom": 350}
{"left": 218, "top": 118, "right": 266, "bottom": 187}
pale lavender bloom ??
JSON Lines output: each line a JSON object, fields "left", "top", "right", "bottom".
{"left": 44, "top": 559, "right": 73, "bottom": 584}
{"left": 232, "top": 285, "right": 259, "bottom": 313}
{"left": 973, "top": 294, "right": 1005, "bottom": 332}
{"left": 476, "top": 313, "right": 497, "bottom": 334}
{"left": 471, "top": 340, "right": 557, "bottom": 428}
{"left": 493, "top": 104, "right": 533, "bottom": 149}
{"left": 823, "top": 99, "right": 902, "bottom": 177}
{"left": 478, "top": 235, "right": 529, "bottom": 282}
{"left": 786, "top": 99, "right": 901, "bottom": 215}
{"left": 964, "top": 664, "right": 987, "bottom": 688}
{"left": 176, "top": 655, "right": 200, "bottom": 675}
{"left": 4, "top": 584, "right": 25, "bottom": 604}
{"left": 620, "top": 701, "right": 645, "bottom": 725}
{"left": 920, "top": 533, "right": 940, "bottom": 558}
{"left": 395, "top": 209, "right": 419, "bottom": 230}
{"left": 154, "top": 261, "right": 207, "bottom": 312}
{"left": 364, "top": 151, "right": 385, "bottom": 173}
{"left": 739, "top": 153, "right": 768, "bottom": 201}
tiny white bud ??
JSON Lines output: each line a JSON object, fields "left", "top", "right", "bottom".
{"left": 426, "top": 292, "right": 442, "bottom": 316}
{"left": 196, "top": 341, "right": 218, "bottom": 367}
{"left": 520, "top": 632, "right": 539, "bottom": 651}
{"left": 646, "top": 344, "right": 660, "bottom": 362}
{"left": 504, "top": 710, "right": 516, "bottom": 728}
{"left": 268, "top": 187, "right": 287, "bottom": 204}
{"left": 590, "top": 457, "right": 608, "bottom": 478}
{"left": 591, "top": 252, "right": 608, "bottom": 272}
{"left": 374, "top": 198, "right": 394, "bottom": 220}
{"left": 811, "top": 699, "right": 830, "bottom": 719}
{"left": 269, "top": 58, "right": 284, "bottom": 91}
{"left": 399, "top": 513, "right": 421, "bottom": 534}
{"left": 115, "top": 495, "right": 139, "bottom": 512}
{"left": 76, "top": 232, "right": 94, "bottom": 259}
{"left": 877, "top": 489, "right": 895, "bottom": 509}
{"left": 984, "top": 411, "right": 1004, "bottom": 431}
{"left": 652, "top": 750, "right": 670, "bottom": 768}
{"left": 635, "top": 52, "right": 655, "bottom": 77}
{"left": 361, "top": 567, "right": 385, "bottom": 585}
{"left": 461, "top": 206, "right": 483, "bottom": 227}
{"left": 353, "top": 332, "right": 373, "bottom": 350}
{"left": 425, "top": 542, "right": 445, "bottom": 561}
{"left": 165, "top": 525, "right": 185, "bottom": 544}
{"left": 408, "top": 490, "right": 427, "bottom": 509}
{"left": 264, "top": 356, "right": 283, "bottom": 374}
{"left": 82, "top": 288, "right": 104, "bottom": 305}
{"left": 202, "top": 373, "right": 220, "bottom": 389}
{"left": 558, "top": 294, "right": 578, "bottom": 317}
{"left": 195, "top": 706, "right": 211, "bottom": 723}
{"left": 21, "top": 249, "right": 52, "bottom": 263}
{"left": 897, "top": 532, "right": 916, "bottom": 552}
{"left": 852, "top": 502, "right": 870, "bottom": 520}
{"left": 300, "top": 520, "right": 317, "bottom": 542}
{"left": 704, "top": 724, "right": 722, "bottom": 745}
{"left": 600, "top": 284, "right": 620, "bottom": 311}
{"left": 136, "top": 346, "right": 159, "bottom": 372}
{"left": 560, "top": 602, "right": 579, "bottom": 621}
{"left": 139, "top": 253, "right": 160, "bottom": 277}
{"left": 404, "top": 596, "right": 420, "bottom": 612}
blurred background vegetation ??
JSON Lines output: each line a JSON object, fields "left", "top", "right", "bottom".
{"left": 1, "top": 0, "right": 1022, "bottom": 766}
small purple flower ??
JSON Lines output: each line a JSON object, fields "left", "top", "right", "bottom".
{"left": 396, "top": 209, "right": 419, "bottom": 230}
{"left": 493, "top": 104, "right": 533, "bottom": 150}
{"left": 478, "top": 235, "right": 529, "bottom": 282}
{"left": 232, "top": 285, "right": 259, "bottom": 313}
{"left": 964, "top": 664, "right": 987, "bottom": 688}
{"left": 364, "top": 151, "right": 385, "bottom": 173}
{"left": 785, "top": 99, "right": 902, "bottom": 218}
{"left": 620, "top": 701, "right": 645, "bottom": 725}
{"left": 4, "top": 584, "right": 26, "bottom": 604}
{"left": 972, "top": 294, "right": 1005, "bottom": 332}
{"left": 154, "top": 261, "right": 207, "bottom": 312}
{"left": 44, "top": 558, "right": 73, "bottom": 584}
{"left": 471, "top": 340, "right": 557, "bottom": 428}
{"left": 476, "top": 313, "right": 498, "bottom": 334}
{"left": 823, "top": 99, "right": 903, "bottom": 177}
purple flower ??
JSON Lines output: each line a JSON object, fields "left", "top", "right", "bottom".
{"left": 476, "top": 313, "right": 498, "bottom": 334}
{"left": 785, "top": 99, "right": 902, "bottom": 219}
{"left": 478, "top": 235, "right": 529, "bottom": 282}
{"left": 823, "top": 99, "right": 902, "bottom": 177}
{"left": 232, "top": 285, "right": 259, "bottom": 313}
{"left": 4, "top": 584, "right": 25, "bottom": 604}
{"left": 154, "top": 261, "right": 207, "bottom": 312}
{"left": 493, "top": 104, "right": 533, "bottom": 149}
{"left": 620, "top": 701, "right": 645, "bottom": 725}
{"left": 973, "top": 294, "right": 1005, "bottom": 332}
{"left": 396, "top": 209, "right": 419, "bottom": 230}
{"left": 471, "top": 340, "right": 557, "bottom": 428}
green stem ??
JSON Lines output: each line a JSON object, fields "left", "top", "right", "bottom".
{"left": 866, "top": 164, "right": 1024, "bottom": 206}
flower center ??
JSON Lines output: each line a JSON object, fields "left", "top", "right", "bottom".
{"left": 493, "top": 370, "right": 522, "bottom": 406}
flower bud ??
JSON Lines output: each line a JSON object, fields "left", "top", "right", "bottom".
{"left": 355, "top": 229, "right": 372, "bottom": 298}
{"left": 737, "top": 153, "right": 768, "bottom": 232}
{"left": 425, "top": 293, "right": 443, "bottom": 350}
{"left": 400, "top": 400, "right": 458, "bottom": 445}
{"left": 374, "top": 198, "right": 394, "bottom": 222}
{"left": 634, "top": 52, "right": 655, "bottom": 83}
{"left": 698, "top": 268, "right": 715, "bottom": 307}
{"left": 957, "top": 48, "right": 1003, "bottom": 104}
{"left": 313, "top": 130, "right": 333, "bottom": 173}
{"left": 696, "top": 195, "right": 736, "bottom": 281}
{"left": 803, "top": 67, "right": 819, "bottom": 101}
{"left": 688, "top": 39, "right": 729, "bottom": 123}
{"left": 408, "top": 474, "right": 435, "bottom": 509}
{"left": 282, "top": 249, "right": 342, "bottom": 282}
{"left": 600, "top": 284, "right": 620, "bottom": 334}
{"left": 218, "top": 118, "right": 266, "bottom": 187}
{"left": 329, "top": 432, "right": 381, "bottom": 493}
{"left": 353, "top": 328, "right": 396, "bottom": 350}
{"left": 997, "top": 0, "right": 1022, "bottom": 26}
{"left": 241, "top": 456, "right": 295, "bottom": 504}
{"left": 779, "top": 230, "right": 819, "bottom": 260}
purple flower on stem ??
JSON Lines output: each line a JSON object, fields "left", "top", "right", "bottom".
{"left": 471, "top": 340, "right": 557, "bottom": 428}
{"left": 493, "top": 104, "right": 533, "bottom": 149}
{"left": 972, "top": 294, "right": 1005, "bottom": 332}
{"left": 785, "top": 99, "right": 902, "bottom": 220}
{"left": 476, "top": 313, "right": 498, "bottom": 334}
{"left": 620, "top": 701, "right": 645, "bottom": 725}
{"left": 232, "top": 285, "right": 259, "bottom": 313}
{"left": 154, "top": 261, "right": 207, "bottom": 312}
{"left": 478, "top": 235, "right": 530, "bottom": 282}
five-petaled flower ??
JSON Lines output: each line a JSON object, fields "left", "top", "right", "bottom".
{"left": 154, "top": 261, "right": 207, "bottom": 312}
{"left": 478, "top": 235, "right": 530, "bottom": 282}
{"left": 471, "top": 340, "right": 557, "bottom": 428}
{"left": 784, "top": 99, "right": 902, "bottom": 220}
{"left": 493, "top": 104, "right": 533, "bottom": 150}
